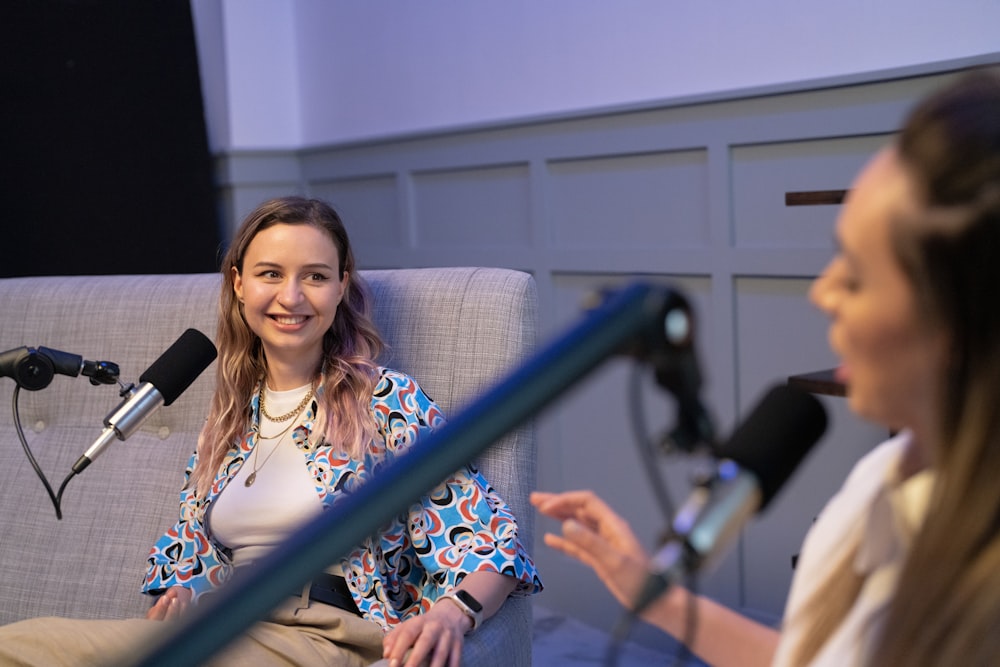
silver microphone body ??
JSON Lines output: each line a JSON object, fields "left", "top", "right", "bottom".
{"left": 71, "top": 329, "right": 217, "bottom": 474}
{"left": 677, "top": 461, "right": 760, "bottom": 565}
{"left": 635, "top": 462, "right": 762, "bottom": 614}
{"left": 77, "top": 383, "right": 165, "bottom": 469}
{"left": 629, "top": 384, "right": 828, "bottom": 616}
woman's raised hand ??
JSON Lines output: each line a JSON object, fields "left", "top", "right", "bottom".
{"left": 531, "top": 489, "right": 653, "bottom": 611}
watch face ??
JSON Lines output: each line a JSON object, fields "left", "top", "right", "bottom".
{"left": 455, "top": 589, "right": 483, "bottom": 613}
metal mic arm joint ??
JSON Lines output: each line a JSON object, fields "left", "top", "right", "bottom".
{"left": 82, "top": 360, "right": 120, "bottom": 386}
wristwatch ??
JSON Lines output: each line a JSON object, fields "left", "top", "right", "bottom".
{"left": 441, "top": 589, "right": 484, "bottom": 633}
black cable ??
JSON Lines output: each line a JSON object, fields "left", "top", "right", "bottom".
{"left": 11, "top": 385, "right": 64, "bottom": 520}
{"left": 677, "top": 570, "right": 700, "bottom": 666}
{"left": 604, "top": 586, "right": 701, "bottom": 667}
{"left": 601, "top": 363, "right": 691, "bottom": 666}
{"left": 627, "top": 363, "right": 677, "bottom": 522}
{"left": 56, "top": 470, "right": 77, "bottom": 515}
{"left": 7, "top": 366, "right": 123, "bottom": 520}
{"left": 602, "top": 573, "right": 700, "bottom": 667}
{"left": 603, "top": 609, "right": 635, "bottom": 667}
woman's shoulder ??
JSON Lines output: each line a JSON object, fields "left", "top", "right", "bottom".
{"left": 374, "top": 366, "right": 418, "bottom": 387}
{"left": 376, "top": 366, "right": 409, "bottom": 379}
{"left": 372, "top": 367, "right": 431, "bottom": 399}
{"left": 808, "top": 431, "right": 912, "bottom": 530}
{"left": 841, "top": 430, "right": 912, "bottom": 491}
{"left": 369, "top": 367, "right": 447, "bottom": 427}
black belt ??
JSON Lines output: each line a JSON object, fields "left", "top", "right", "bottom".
{"left": 296, "top": 572, "right": 362, "bottom": 616}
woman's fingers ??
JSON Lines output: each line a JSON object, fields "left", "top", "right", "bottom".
{"left": 533, "top": 490, "right": 647, "bottom": 554}
{"left": 145, "top": 587, "right": 191, "bottom": 621}
{"left": 534, "top": 490, "right": 654, "bottom": 609}
{"left": 383, "top": 609, "right": 465, "bottom": 667}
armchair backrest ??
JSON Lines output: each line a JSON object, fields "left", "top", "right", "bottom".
{"left": 363, "top": 267, "right": 539, "bottom": 551}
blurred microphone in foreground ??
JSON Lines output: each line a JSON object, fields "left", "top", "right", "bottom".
{"left": 531, "top": 383, "right": 827, "bottom": 663}
{"left": 632, "top": 384, "right": 827, "bottom": 615}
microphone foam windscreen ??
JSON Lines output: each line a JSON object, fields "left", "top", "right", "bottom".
{"left": 720, "top": 384, "right": 828, "bottom": 510}
{"left": 139, "top": 328, "right": 218, "bottom": 405}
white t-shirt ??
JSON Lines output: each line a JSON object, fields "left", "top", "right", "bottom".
{"left": 771, "top": 430, "right": 934, "bottom": 667}
{"left": 208, "top": 384, "right": 324, "bottom": 566}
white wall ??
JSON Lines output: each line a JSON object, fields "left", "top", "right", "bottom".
{"left": 191, "top": 0, "right": 1000, "bottom": 151}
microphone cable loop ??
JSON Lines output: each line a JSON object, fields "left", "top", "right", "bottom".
{"left": 7, "top": 376, "right": 130, "bottom": 521}
{"left": 10, "top": 384, "right": 68, "bottom": 520}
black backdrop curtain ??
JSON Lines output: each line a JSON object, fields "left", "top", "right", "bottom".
{"left": 0, "top": 0, "right": 221, "bottom": 277}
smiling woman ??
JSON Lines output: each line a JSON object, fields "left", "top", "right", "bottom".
{"left": 232, "top": 223, "right": 349, "bottom": 387}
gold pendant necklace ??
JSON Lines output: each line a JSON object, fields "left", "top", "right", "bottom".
{"left": 244, "top": 439, "right": 284, "bottom": 487}
{"left": 244, "top": 420, "right": 296, "bottom": 487}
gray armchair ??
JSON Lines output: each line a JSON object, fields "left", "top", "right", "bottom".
{"left": 0, "top": 267, "right": 539, "bottom": 666}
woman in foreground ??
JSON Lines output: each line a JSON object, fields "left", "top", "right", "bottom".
{"left": 533, "top": 68, "right": 1000, "bottom": 666}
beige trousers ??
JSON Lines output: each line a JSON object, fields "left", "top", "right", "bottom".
{"left": 0, "top": 597, "right": 385, "bottom": 667}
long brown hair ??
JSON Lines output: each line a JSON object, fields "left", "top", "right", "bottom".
{"left": 789, "top": 68, "right": 1000, "bottom": 666}
{"left": 191, "top": 196, "right": 385, "bottom": 497}
{"left": 872, "top": 67, "right": 1000, "bottom": 666}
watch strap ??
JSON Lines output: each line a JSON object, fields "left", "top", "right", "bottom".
{"left": 440, "top": 590, "right": 483, "bottom": 633}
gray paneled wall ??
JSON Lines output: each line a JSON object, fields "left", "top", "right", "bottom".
{"left": 214, "top": 64, "right": 984, "bottom": 650}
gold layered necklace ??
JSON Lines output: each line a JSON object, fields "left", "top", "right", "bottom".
{"left": 245, "top": 384, "right": 314, "bottom": 488}
{"left": 260, "top": 384, "right": 315, "bottom": 422}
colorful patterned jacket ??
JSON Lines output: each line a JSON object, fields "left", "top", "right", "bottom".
{"left": 141, "top": 368, "right": 542, "bottom": 628}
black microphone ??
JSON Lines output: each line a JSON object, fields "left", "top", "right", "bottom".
{"left": 0, "top": 346, "right": 120, "bottom": 390}
{"left": 72, "top": 329, "right": 217, "bottom": 474}
{"left": 587, "top": 284, "right": 715, "bottom": 452}
{"left": 630, "top": 384, "right": 828, "bottom": 615}
{"left": 646, "top": 292, "right": 715, "bottom": 453}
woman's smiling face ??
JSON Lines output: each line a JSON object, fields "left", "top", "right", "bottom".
{"left": 232, "top": 223, "right": 348, "bottom": 374}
